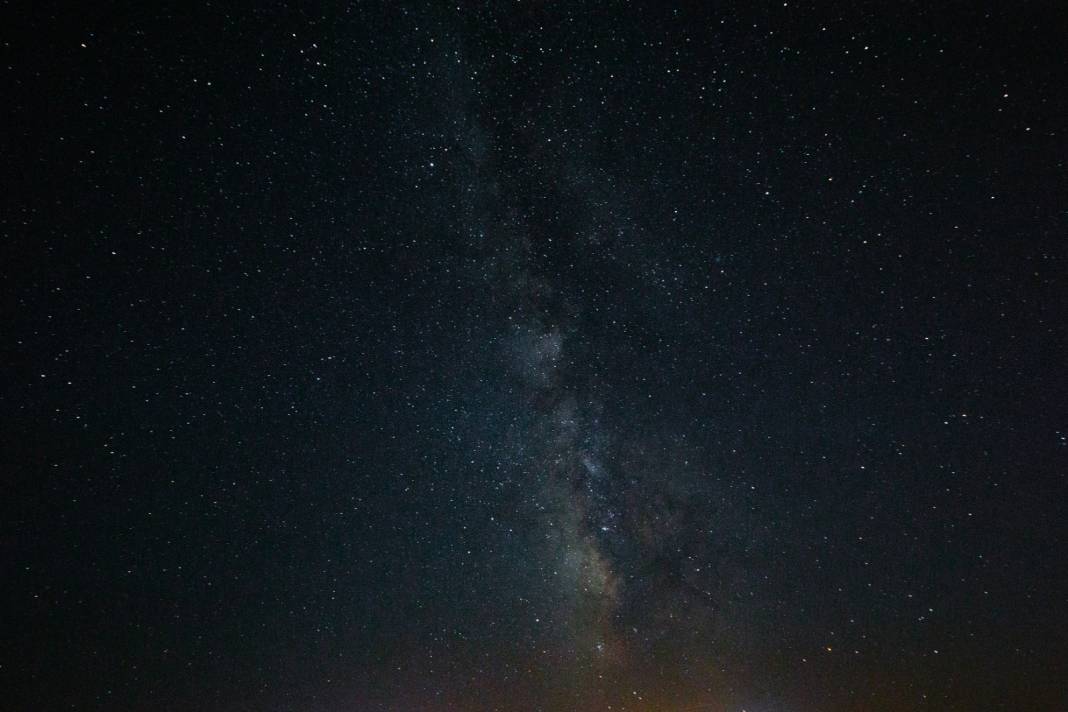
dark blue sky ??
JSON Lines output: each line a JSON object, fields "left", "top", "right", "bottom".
{"left": 4, "top": 2, "right": 1067, "bottom": 710}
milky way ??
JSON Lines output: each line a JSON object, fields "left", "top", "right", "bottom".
{"left": 458, "top": 88, "right": 733, "bottom": 690}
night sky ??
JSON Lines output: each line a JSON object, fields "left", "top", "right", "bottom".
{"left": 4, "top": 2, "right": 1068, "bottom": 710}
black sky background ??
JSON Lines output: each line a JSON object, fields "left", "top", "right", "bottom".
{"left": 3, "top": 2, "right": 1068, "bottom": 710}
